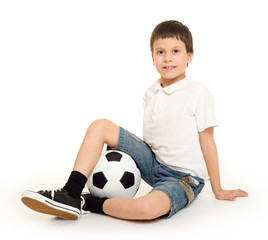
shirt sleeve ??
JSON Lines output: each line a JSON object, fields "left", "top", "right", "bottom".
{"left": 194, "top": 86, "right": 218, "bottom": 132}
{"left": 143, "top": 87, "right": 151, "bottom": 112}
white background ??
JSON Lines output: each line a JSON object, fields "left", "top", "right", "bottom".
{"left": 1, "top": 0, "right": 267, "bottom": 239}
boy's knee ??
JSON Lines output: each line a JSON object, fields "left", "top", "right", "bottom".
{"left": 136, "top": 195, "right": 170, "bottom": 220}
{"left": 89, "top": 118, "right": 111, "bottom": 132}
{"left": 87, "top": 119, "right": 119, "bottom": 147}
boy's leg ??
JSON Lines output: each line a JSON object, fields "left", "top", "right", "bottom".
{"left": 22, "top": 121, "right": 174, "bottom": 220}
{"left": 102, "top": 190, "right": 171, "bottom": 220}
{"left": 72, "top": 119, "right": 120, "bottom": 178}
{"left": 63, "top": 119, "right": 119, "bottom": 198}
{"left": 21, "top": 119, "right": 120, "bottom": 219}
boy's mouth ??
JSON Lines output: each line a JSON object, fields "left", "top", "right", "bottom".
{"left": 163, "top": 66, "right": 176, "bottom": 70}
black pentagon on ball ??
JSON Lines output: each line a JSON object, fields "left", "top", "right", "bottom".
{"left": 105, "top": 151, "right": 122, "bottom": 162}
{"left": 93, "top": 171, "right": 108, "bottom": 189}
{"left": 120, "top": 171, "right": 135, "bottom": 189}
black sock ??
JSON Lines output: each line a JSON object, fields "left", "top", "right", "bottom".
{"left": 63, "top": 171, "right": 87, "bottom": 199}
{"left": 84, "top": 195, "right": 108, "bottom": 214}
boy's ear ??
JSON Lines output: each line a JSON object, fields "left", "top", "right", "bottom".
{"left": 187, "top": 52, "right": 194, "bottom": 65}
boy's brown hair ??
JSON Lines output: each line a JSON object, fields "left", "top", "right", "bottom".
{"left": 150, "top": 20, "right": 194, "bottom": 54}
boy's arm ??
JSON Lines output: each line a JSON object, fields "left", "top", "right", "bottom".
{"left": 199, "top": 127, "right": 248, "bottom": 201}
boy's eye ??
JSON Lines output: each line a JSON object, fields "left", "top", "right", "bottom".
{"left": 156, "top": 50, "right": 164, "bottom": 54}
{"left": 173, "top": 49, "right": 179, "bottom": 54}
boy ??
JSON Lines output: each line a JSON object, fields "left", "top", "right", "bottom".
{"left": 21, "top": 20, "right": 248, "bottom": 220}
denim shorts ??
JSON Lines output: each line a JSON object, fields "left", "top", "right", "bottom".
{"left": 107, "top": 127, "right": 205, "bottom": 218}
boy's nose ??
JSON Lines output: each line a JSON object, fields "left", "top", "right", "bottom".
{"left": 163, "top": 53, "right": 172, "bottom": 62}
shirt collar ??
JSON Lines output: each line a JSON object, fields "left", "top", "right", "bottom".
{"left": 153, "top": 76, "right": 192, "bottom": 95}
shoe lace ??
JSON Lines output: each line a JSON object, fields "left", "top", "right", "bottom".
{"left": 40, "top": 184, "right": 62, "bottom": 200}
{"left": 40, "top": 184, "right": 87, "bottom": 215}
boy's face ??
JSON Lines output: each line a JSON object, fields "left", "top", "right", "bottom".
{"left": 152, "top": 37, "right": 193, "bottom": 87}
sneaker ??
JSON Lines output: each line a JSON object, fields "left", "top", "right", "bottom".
{"left": 81, "top": 193, "right": 91, "bottom": 215}
{"left": 21, "top": 188, "right": 84, "bottom": 220}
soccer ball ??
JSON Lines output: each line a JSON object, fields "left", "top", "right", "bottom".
{"left": 87, "top": 150, "right": 141, "bottom": 198}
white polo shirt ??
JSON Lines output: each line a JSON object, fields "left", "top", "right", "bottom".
{"left": 143, "top": 76, "right": 218, "bottom": 180}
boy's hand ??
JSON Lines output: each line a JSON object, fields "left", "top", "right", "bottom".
{"left": 214, "top": 189, "right": 248, "bottom": 201}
